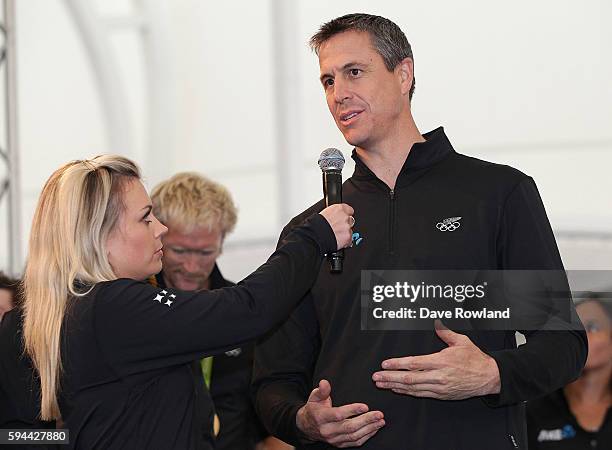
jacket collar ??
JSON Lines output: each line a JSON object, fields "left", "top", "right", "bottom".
{"left": 350, "top": 127, "right": 454, "bottom": 191}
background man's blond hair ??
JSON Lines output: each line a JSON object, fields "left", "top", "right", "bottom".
{"left": 151, "top": 172, "right": 237, "bottom": 235}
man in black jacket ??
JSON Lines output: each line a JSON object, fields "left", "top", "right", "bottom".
{"left": 151, "top": 172, "right": 291, "bottom": 450}
{"left": 252, "top": 13, "right": 587, "bottom": 449}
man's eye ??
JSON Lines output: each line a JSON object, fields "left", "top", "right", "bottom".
{"left": 350, "top": 68, "right": 361, "bottom": 76}
{"left": 323, "top": 78, "right": 334, "bottom": 87}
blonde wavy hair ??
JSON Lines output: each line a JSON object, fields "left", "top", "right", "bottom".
{"left": 151, "top": 172, "right": 237, "bottom": 235}
{"left": 23, "top": 155, "right": 140, "bottom": 420}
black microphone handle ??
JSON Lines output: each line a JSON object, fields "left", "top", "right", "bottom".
{"left": 322, "top": 170, "right": 344, "bottom": 273}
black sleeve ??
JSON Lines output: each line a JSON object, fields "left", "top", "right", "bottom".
{"left": 485, "top": 177, "right": 587, "bottom": 406}
{"left": 250, "top": 215, "right": 324, "bottom": 445}
{"left": 251, "top": 288, "right": 321, "bottom": 445}
{"left": 94, "top": 213, "right": 335, "bottom": 376}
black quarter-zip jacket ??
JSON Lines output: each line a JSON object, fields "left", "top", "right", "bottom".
{"left": 252, "top": 127, "right": 587, "bottom": 450}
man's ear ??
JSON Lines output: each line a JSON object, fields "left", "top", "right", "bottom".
{"left": 397, "top": 57, "right": 414, "bottom": 96}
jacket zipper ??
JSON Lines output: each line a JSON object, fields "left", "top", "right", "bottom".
{"left": 508, "top": 434, "right": 519, "bottom": 448}
{"left": 388, "top": 189, "right": 396, "bottom": 254}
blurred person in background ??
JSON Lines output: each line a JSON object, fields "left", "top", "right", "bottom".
{"left": 150, "top": 172, "right": 292, "bottom": 450}
{"left": 22, "top": 155, "right": 353, "bottom": 449}
{"left": 0, "top": 271, "right": 18, "bottom": 322}
{"left": 528, "top": 294, "right": 612, "bottom": 449}
{"left": 1, "top": 272, "right": 57, "bottom": 448}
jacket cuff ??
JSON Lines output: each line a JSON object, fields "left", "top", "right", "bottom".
{"left": 305, "top": 213, "right": 337, "bottom": 256}
{"left": 482, "top": 350, "right": 510, "bottom": 407}
{"left": 280, "top": 401, "right": 308, "bottom": 446}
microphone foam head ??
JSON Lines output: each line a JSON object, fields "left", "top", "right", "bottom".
{"left": 318, "top": 148, "right": 345, "bottom": 172}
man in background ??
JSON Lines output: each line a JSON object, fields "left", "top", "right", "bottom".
{"left": 151, "top": 172, "right": 291, "bottom": 450}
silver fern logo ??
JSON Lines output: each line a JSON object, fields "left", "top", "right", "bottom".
{"left": 225, "top": 348, "right": 242, "bottom": 357}
{"left": 436, "top": 216, "right": 461, "bottom": 232}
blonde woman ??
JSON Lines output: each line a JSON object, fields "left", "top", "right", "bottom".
{"left": 23, "top": 155, "right": 353, "bottom": 450}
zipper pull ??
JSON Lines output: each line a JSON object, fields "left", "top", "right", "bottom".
{"left": 389, "top": 189, "right": 395, "bottom": 200}
{"left": 508, "top": 434, "right": 519, "bottom": 448}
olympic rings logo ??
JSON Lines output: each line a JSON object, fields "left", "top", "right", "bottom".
{"left": 436, "top": 220, "right": 461, "bottom": 232}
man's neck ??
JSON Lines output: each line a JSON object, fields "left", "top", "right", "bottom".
{"left": 355, "top": 116, "right": 424, "bottom": 190}
{"left": 197, "top": 278, "right": 211, "bottom": 292}
{"left": 162, "top": 272, "right": 212, "bottom": 292}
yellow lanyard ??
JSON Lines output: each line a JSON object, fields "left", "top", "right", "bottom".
{"left": 200, "top": 356, "right": 214, "bottom": 388}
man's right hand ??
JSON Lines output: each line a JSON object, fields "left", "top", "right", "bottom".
{"left": 296, "top": 379, "right": 385, "bottom": 448}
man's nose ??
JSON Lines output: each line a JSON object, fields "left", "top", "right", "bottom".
{"left": 333, "top": 78, "right": 351, "bottom": 104}
{"left": 182, "top": 255, "right": 201, "bottom": 273}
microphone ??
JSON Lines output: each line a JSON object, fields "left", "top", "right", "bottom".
{"left": 318, "top": 148, "right": 345, "bottom": 273}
